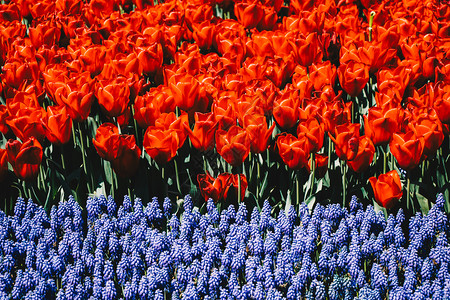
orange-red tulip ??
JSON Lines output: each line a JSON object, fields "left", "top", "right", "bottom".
{"left": 389, "top": 130, "right": 424, "bottom": 171}
{"left": 276, "top": 133, "right": 311, "bottom": 170}
{"left": 297, "top": 117, "right": 324, "bottom": 153}
{"left": 143, "top": 127, "right": 180, "bottom": 165}
{"left": 243, "top": 113, "right": 275, "bottom": 154}
{"left": 308, "top": 153, "right": 328, "bottom": 179}
{"left": 347, "top": 136, "right": 375, "bottom": 173}
{"left": 44, "top": 105, "right": 72, "bottom": 145}
{"left": 6, "top": 138, "right": 43, "bottom": 181}
{"left": 95, "top": 76, "right": 130, "bottom": 118}
{"left": 185, "top": 112, "right": 217, "bottom": 152}
{"left": 215, "top": 125, "right": 251, "bottom": 167}
{"left": 111, "top": 135, "right": 141, "bottom": 178}
{"left": 234, "top": 2, "right": 263, "bottom": 29}
{"left": 273, "top": 89, "right": 299, "bottom": 130}
{"left": 197, "top": 172, "right": 229, "bottom": 202}
{"left": 133, "top": 86, "right": 175, "bottom": 128}
{"left": 337, "top": 61, "right": 369, "bottom": 97}
{"left": 329, "top": 123, "right": 360, "bottom": 161}
{"left": 364, "top": 107, "right": 402, "bottom": 146}
{"left": 92, "top": 123, "right": 122, "bottom": 162}
{"left": 409, "top": 108, "right": 444, "bottom": 158}
{"left": 369, "top": 170, "right": 403, "bottom": 209}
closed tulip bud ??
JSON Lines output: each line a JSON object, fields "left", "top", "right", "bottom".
{"left": 369, "top": 170, "right": 403, "bottom": 209}
{"left": 6, "top": 138, "right": 43, "bottom": 181}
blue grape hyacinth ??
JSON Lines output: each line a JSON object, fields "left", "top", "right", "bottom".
{"left": 0, "top": 194, "right": 449, "bottom": 299}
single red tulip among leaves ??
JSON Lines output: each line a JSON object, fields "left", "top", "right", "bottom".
{"left": 184, "top": 112, "right": 217, "bottom": 152}
{"left": 347, "top": 136, "right": 375, "bottom": 173}
{"left": 44, "top": 105, "right": 72, "bottom": 145}
{"left": 92, "top": 123, "right": 122, "bottom": 162}
{"left": 6, "top": 138, "right": 43, "bottom": 181}
{"left": 93, "top": 123, "right": 141, "bottom": 177}
{"left": 215, "top": 125, "right": 251, "bottom": 167}
{"left": 276, "top": 133, "right": 312, "bottom": 170}
{"left": 369, "top": 170, "right": 403, "bottom": 209}
{"left": 329, "top": 123, "right": 360, "bottom": 161}
{"left": 389, "top": 130, "right": 424, "bottom": 171}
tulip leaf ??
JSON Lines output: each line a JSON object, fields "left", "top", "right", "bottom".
{"left": 415, "top": 192, "right": 430, "bottom": 215}
{"left": 258, "top": 171, "right": 269, "bottom": 200}
{"left": 284, "top": 189, "right": 292, "bottom": 213}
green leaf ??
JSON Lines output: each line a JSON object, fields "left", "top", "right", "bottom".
{"left": 416, "top": 192, "right": 430, "bottom": 215}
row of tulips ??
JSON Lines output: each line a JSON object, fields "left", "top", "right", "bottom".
{"left": 0, "top": 194, "right": 449, "bottom": 299}
{"left": 1, "top": 0, "right": 450, "bottom": 213}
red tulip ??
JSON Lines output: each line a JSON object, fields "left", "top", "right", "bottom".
{"left": 224, "top": 173, "right": 248, "bottom": 202}
{"left": 297, "top": 117, "right": 324, "bottom": 153}
{"left": 321, "top": 100, "right": 352, "bottom": 133}
{"left": 409, "top": 108, "right": 444, "bottom": 158}
{"left": 369, "top": 170, "right": 403, "bottom": 209}
{"left": 143, "top": 127, "right": 180, "bottom": 165}
{"left": 184, "top": 112, "right": 217, "bottom": 152}
{"left": 276, "top": 133, "right": 311, "bottom": 170}
{"left": 0, "top": 105, "right": 9, "bottom": 134}
{"left": 364, "top": 107, "right": 402, "bottom": 146}
{"left": 54, "top": 77, "right": 94, "bottom": 122}
{"left": 243, "top": 113, "right": 275, "bottom": 154}
{"left": 234, "top": 2, "right": 263, "bottom": 29}
{"left": 44, "top": 105, "right": 72, "bottom": 145}
{"left": 6, "top": 138, "right": 43, "bottom": 181}
{"left": 308, "top": 153, "right": 328, "bottom": 179}
{"left": 168, "top": 73, "right": 208, "bottom": 115}
{"left": 337, "top": 61, "right": 369, "bottom": 97}
{"left": 95, "top": 76, "right": 130, "bottom": 118}
{"left": 154, "top": 112, "right": 189, "bottom": 149}
{"left": 329, "top": 123, "right": 360, "bottom": 161}
{"left": 137, "top": 43, "right": 164, "bottom": 76}
{"left": 92, "top": 123, "right": 122, "bottom": 162}
{"left": 197, "top": 172, "right": 229, "bottom": 202}
{"left": 273, "top": 88, "right": 299, "bottom": 130}
{"left": 197, "top": 172, "right": 247, "bottom": 202}
{"left": 290, "top": 32, "right": 322, "bottom": 67}
{"left": 111, "top": 135, "right": 141, "bottom": 178}
{"left": 133, "top": 86, "right": 175, "bottom": 129}
{"left": 389, "top": 130, "right": 424, "bottom": 171}
{"left": 215, "top": 125, "right": 251, "bottom": 167}
{"left": 347, "top": 136, "right": 375, "bottom": 173}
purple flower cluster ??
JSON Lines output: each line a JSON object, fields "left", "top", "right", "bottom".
{"left": 0, "top": 194, "right": 449, "bottom": 299}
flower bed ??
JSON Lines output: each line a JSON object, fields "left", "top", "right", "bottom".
{"left": 0, "top": 194, "right": 449, "bottom": 299}
{"left": 0, "top": 0, "right": 449, "bottom": 215}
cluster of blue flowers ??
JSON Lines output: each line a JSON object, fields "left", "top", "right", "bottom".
{"left": 0, "top": 193, "right": 449, "bottom": 299}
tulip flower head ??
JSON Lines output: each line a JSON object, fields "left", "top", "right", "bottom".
{"left": 369, "top": 170, "right": 403, "bottom": 209}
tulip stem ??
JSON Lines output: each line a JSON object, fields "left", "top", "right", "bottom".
{"left": 383, "top": 149, "right": 387, "bottom": 174}
{"left": 328, "top": 137, "right": 332, "bottom": 169}
{"left": 351, "top": 96, "right": 355, "bottom": 124}
{"left": 78, "top": 122, "right": 91, "bottom": 193}
{"left": 342, "top": 161, "right": 347, "bottom": 207}
{"left": 369, "top": 11, "right": 376, "bottom": 42}
{"left": 130, "top": 104, "right": 141, "bottom": 147}
{"left": 108, "top": 161, "right": 115, "bottom": 199}
{"left": 174, "top": 159, "right": 181, "bottom": 196}
{"left": 296, "top": 170, "right": 300, "bottom": 207}
{"left": 310, "top": 153, "right": 315, "bottom": 198}
{"left": 257, "top": 155, "right": 260, "bottom": 201}
{"left": 60, "top": 151, "right": 65, "bottom": 170}
{"left": 406, "top": 173, "right": 410, "bottom": 211}
{"left": 238, "top": 172, "right": 241, "bottom": 203}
